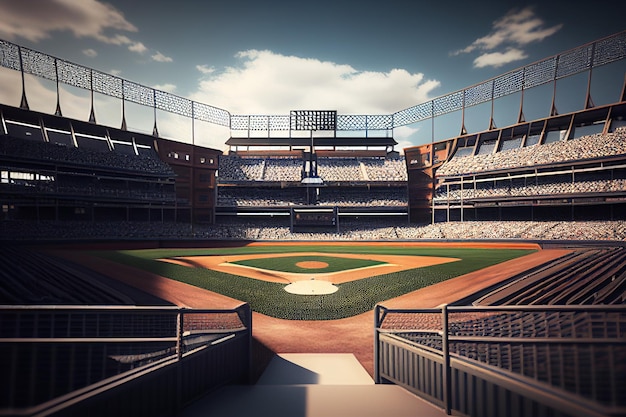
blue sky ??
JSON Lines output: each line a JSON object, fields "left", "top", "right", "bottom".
{"left": 0, "top": 0, "right": 624, "bottom": 151}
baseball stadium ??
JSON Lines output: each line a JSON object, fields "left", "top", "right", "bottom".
{"left": 1, "top": 31, "right": 625, "bottom": 417}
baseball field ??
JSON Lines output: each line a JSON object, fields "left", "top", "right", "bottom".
{"left": 58, "top": 240, "right": 569, "bottom": 377}
{"left": 88, "top": 241, "right": 542, "bottom": 320}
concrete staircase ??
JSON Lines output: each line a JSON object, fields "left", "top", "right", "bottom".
{"left": 180, "top": 353, "right": 447, "bottom": 417}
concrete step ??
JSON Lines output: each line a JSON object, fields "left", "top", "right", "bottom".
{"left": 180, "top": 353, "right": 447, "bottom": 417}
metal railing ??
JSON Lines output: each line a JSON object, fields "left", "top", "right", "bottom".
{"left": 375, "top": 304, "right": 626, "bottom": 417}
{"left": 0, "top": 304, "right": 252, "bottom": 417}
{"left": 1, "top": 30, "right": 624, "bottom": 134}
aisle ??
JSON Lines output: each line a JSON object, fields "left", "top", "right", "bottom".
{"left": 179, "top": 353, "right": 447, "bottom": 417}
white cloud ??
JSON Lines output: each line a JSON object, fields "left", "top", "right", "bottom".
{"left": 393, "top": 125, "right": 421, "bottom": 150}
{"left": 474, "top": 48, "right": 528, "bottom": 69}
{"left": 196, "top": 64, "right": 215, "bottom": 75}
{"left": 82, "top": 48, "right": 97, "bottom": 58}
{"left": 0, "top": 67, "right": 28, "bottom": 106}
{"left": 151, "top": 51, "right": 173, "bottom": 63}
{"left": 453, "top": 6, "right": 562, "bottom": 68}
{"left": 153, "top": 83, "right": 177, "bottom": 93}
{"left": 128, "top": 41, "right": 148, "bottom": 54}
{"left": 0, "top": 0, "right": 137, "bottom": 43}
{"left": 0, "top": 0, "right": 171, "bottom": 62}
{"left": 191, "top": 50, "right": 439, "bottom": 116}
{"left": 0, "top": 67, "right": 92, "bottom": 120}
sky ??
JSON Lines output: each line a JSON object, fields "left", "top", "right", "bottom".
{"left": 0, "top": 0, "right": 624, "bottom": 151}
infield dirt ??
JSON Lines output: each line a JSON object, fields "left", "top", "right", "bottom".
{"left": 159, "top": 252, "right": 459, "bottom": 284}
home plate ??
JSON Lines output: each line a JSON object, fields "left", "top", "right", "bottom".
{"left": 284, "top": 278, "right": 338, "bottom": 295}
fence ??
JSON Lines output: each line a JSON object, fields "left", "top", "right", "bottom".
{"left": 2, "top": 30, "right": 625, "bottom": 134}
{"left": 374, "top": 304, "right": 626, "bottom": 417}
{"left": 0, "top": 304, "right": 252, "bottom": 417}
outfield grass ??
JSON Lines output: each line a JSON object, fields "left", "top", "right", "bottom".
{"left": 92, "top": 245, "right": 535, "bottom": 320}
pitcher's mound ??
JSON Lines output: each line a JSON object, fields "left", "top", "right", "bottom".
{"left": 284, "top": 279, "right": 338, "bottom": 295}
{"left": 296, "top": 261, "right": 329, "bottom": 269}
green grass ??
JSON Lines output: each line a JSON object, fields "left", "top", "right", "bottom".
{"left": 91, "top": 245, "right": 535, "bottom": 320}
{"left": 231, "top": 255, "right": 385, "bottom": 273}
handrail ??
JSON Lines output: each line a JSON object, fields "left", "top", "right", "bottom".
{"left": 0, "top": 304, "right": 253, "bottom": 416}
{"left": 375, "top": 303, "right": 626, "bottom": 416}
{"left": 377, "top": 304, "right": 626, "bottom": 314}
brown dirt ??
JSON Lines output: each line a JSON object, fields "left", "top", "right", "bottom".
{"left": 52, "top": 242, "right": 569, "bottom": 379}
{"left": 295, "top": 261, "right": 329, "bottom": 269}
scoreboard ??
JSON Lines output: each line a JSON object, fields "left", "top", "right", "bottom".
{"left": 290, "top": 207, "right": 337, "bottom": 231}
{"left": 290, "top": 110, "right": 337, "bottom": 132}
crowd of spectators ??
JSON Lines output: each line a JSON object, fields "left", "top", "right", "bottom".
{"left": 218, "top": 155, "right": 307, "bottom": 183}
{"left": 2, "top": 219, "right": 624, "bottom": 241}
{"left": 218, "top": 155, "right": 407, "bottom": 183}
{"left": 216, "top": 155, "right": 408, "bottom": 207}
{"left": 315, "top": 158, "right": 364, "bottom": 182}
{"left": 499, "top": 136, "right": 524, "bottom": 151}
{"left": 217, "top": 156, "right": 265, "bottom": 182}
{"left": 1, "top": 135, "right": 174, "bottom": 176}
{"left": 434, "top": 177, "right": 626, "bottom": 201}
{"left": 397, "top": 220, "right": 626, "bottom": 241}
{"left": 217, "top": 188, "right": 306, "bottom": 206}
{"left": 437, "top": 128, "right": 626, "bottom": 177}
{"left": 262, "top": 158, "right": 303, "bottom": 182}
{"left": 361, "top": 157, "right": 407, "bottom": 181}
{"left": 1, "top": 173, "right": 177, "bottom": 203}
{"left": 215, "top": 186, "right": 407, "bottom": 207}
{"left": 317, "top": 188, "right": 407, "bottom": 206}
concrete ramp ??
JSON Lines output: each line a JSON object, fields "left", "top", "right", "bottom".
{"left": 257, "top": 353, "right": 374, "bottom": 385}
{"left": 180, "top": 353, "right": 446, "bottom": 417}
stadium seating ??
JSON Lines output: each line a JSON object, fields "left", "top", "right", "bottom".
{"left": 361, "top": 157, "right": 407, "bottom": 181}
{"left": 473, "top": 247, "right": 626, "bottom": 305}
{"left": 434, "top": 177, "right": 626, "bottom": 201}
{"left": 437, "top": 128, "right": 626, "bottom": 177}
{"left": 263, "top": 158, "right": 303, "bottom": 181}
{"left": 0, "top": 135, "right": 174, "bottom": 176}
{"left": 0, "top": 246, "right": 152, "bottom": 305}
{"left": 217, "top": 187, "right": 306, "bottom": 206}
{"left": 218, "top": 155, "right": 265, "bottom": 181}
{"left": 2, "top": 219, "right": 625, "bottom": 241}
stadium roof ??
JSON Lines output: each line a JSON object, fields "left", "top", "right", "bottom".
{"left": 225, "top": 136, "right": 397, "bottom": 147}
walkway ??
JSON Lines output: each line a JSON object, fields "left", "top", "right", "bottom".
{"left": 180, "top": 353, "right": 447, "bottom": 417}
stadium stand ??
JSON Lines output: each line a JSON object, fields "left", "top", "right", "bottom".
{"left": 405, "top": 100, "right": 626, "bottom": 225}
{"left": 471, "top": 247, "right": 626, "bottom": 306}
{"left": 2, "top": 219, "right": 626, "bottom": 241}
{"left": 0, "top": 105, "right": 184, "bottom": 225}
{"left": 436, "top": 128, "right": 626, "bottom": 177}
{"left": 217, "top": 155, "right": 266, "bottom": 182}
{"left": 0, "top": 247, "right": 136, "bottom": 305}
{"left": 317, "top": 157, "right": 364, "bottom": 181}
{"left": 214, "top": 147, "right": 408, "bottom": 230}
